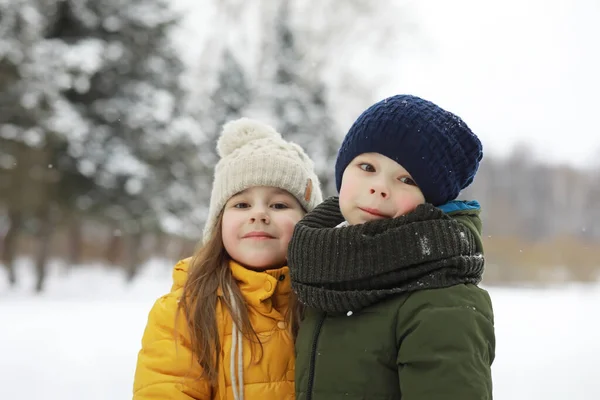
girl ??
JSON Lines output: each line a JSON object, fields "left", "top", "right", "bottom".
{"left": 133, "top": 118, "right": 323, "bottom": 400}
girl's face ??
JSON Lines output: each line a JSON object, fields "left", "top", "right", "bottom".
{"left": 221, "top": 186, "right": 305, "bottom": 270}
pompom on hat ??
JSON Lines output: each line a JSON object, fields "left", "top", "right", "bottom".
{"left": 203, "top": 118, "right": 323, "bottom": 242}
{"left": 335, "top": 94, "right": 483, "bottom": 206}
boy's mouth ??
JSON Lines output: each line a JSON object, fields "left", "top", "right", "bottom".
{"left": 358, "top": 207, "right": 388, "bottom": 218}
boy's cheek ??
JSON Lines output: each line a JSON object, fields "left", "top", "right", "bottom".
{"left": 338, "top": 191, "right": 356, "bottom": 224}
{"left": 338, "top": 171, "right": 362, "bottom": 219}
{"left": 338, "top": 186, "right": 354, "bottom": 209}
{"left": 339, "top": 175, "right": 359, "bottom": 201}
{"left": 391, "top": 196, "right": 425, "bottom": 218}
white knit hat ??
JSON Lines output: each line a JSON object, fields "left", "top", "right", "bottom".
{"left": 202, "top": 118, "right": 323, "bottom": 242}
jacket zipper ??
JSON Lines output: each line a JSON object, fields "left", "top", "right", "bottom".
{"left": 306, "top": 312, "right": 326, "bottom": 400}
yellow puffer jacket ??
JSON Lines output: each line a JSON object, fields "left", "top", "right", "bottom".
{"left": 133, "top": 258, "right": 295, "bottom": 400}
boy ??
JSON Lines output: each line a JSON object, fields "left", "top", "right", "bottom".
{"left": 289, "top": 94, "right": 495, "bottom": 400}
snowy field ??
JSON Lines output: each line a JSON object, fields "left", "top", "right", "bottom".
{"left": 1, "top": 258, "right": 599, "bottom": 400}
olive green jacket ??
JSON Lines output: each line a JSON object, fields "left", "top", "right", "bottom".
{"left": 294, "top": 203, "right": 495, "bottom": 400}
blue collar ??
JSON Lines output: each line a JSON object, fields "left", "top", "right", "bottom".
{"left": 437, "top": 200, "right": 481, "bottom": 214}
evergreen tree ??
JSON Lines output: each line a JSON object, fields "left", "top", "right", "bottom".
{"left": 0, "top": 0, "right": 202, "bottom": 287}
{"left": 262, "top": 0, "right": 340, "bottom": 196}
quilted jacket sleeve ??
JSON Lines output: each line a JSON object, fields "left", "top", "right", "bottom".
{"left": 133, "top": 290, "right": 211, "bottom": 400}
{"left": 396, "top": 284, "right": 495, "bottom": 400}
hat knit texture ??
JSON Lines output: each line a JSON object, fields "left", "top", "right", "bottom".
{"left": 335, "top": 94, "right": 483, "bottom": 205}
{"left": 203, "top": 118, "right": 323, "bottom": 242}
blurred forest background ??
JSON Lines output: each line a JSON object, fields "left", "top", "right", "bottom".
{"left": 1, "top": 0, "right": 599, "bottom": 292}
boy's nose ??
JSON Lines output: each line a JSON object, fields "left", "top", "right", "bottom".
{"left": 369, "top": 186, "right": 389, "bottom": 199}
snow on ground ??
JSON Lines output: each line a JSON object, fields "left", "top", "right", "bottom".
{"left": 1, "top": 258, "right": 599, "bottom": 400}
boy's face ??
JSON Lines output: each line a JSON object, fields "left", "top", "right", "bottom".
{"left": 339, "top": 153, "right": 425, "bottom": 225}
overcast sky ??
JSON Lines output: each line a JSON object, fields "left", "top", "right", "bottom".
{"left": 382, "top": 0, "right": 600, "bottom": 167}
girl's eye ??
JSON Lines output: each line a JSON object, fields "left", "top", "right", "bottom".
{"left": 271, "top": 203, "right": 289, "bottom": 210}
{"left": 233, "top": 202, "right": 250, "bottom": 209}
{"left": 399, "top": 176, "right": 418, "bottom": 186}
{"left": 359, "top": 163, "right": 375, "bottom": 172}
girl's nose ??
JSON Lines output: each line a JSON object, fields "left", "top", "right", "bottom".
{"left": 249, "top": 208, "right": 270, "bottom": 224}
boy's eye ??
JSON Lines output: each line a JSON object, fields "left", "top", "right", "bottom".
{"left": 233, "top": 202, "right": 250, "bottom": 209}
{"left": 271, "top": 203, "right": 289, "bottom": 210}
{"left": 359, "top": 163, "right": 375, "bottom": 172}
{"left": 399, "top": 176, "right": 418, "bottom": 186}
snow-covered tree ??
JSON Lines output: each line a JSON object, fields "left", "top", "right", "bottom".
{"left": 0, "top": 0, "right": 203, "bottom": 288}
{"left": 262, "top": 0, "right": 339, "bottom": 195}
{"left": 200, "top": 49, "right": 252, "bottom": 166}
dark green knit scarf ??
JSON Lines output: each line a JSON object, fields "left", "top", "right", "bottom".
{"left": 288, "top": 197, "right": 485, "bottom": 313}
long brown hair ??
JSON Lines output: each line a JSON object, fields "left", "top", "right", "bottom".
{"left": 178, "top": 211, "right": 303, "bottom": 385}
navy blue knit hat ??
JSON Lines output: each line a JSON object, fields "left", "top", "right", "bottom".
{"left": 335, "top": 94, "right": 482, "bottom": 206}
